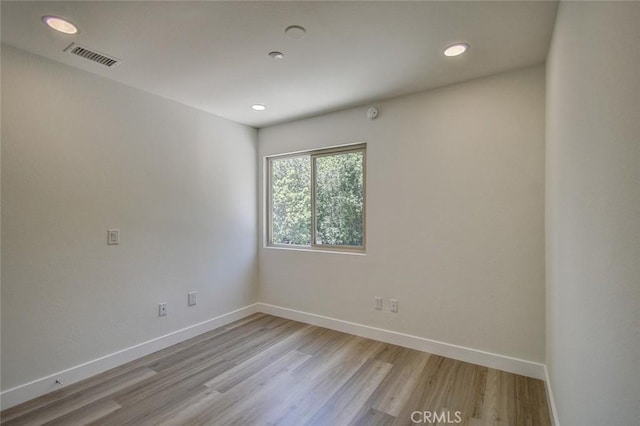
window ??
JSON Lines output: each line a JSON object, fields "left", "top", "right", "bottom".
{"left": 267, "top": 144, "right": 366, "bottom": 251}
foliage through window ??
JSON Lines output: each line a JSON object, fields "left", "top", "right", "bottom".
{"left": 268, "top": 144, "right": 365, "bottom": 250}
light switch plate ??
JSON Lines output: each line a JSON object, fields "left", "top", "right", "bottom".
{"left": 188, "top": 291, "right": 197, "bottom": 306}
{"left": 107, "top": 229, "right": 120, "bottom": 245}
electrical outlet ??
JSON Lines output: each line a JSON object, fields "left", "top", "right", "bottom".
{"left": 188, "top": 291, "right": 197, "bottom": 306}
{"left": 159, "top": 302, "right": 167, "bottom": 316}
{"left": 374, "top": 296, "right": 383, "bottom": 310}
{"left": 390, "top": 299, "right": 398, "bottom": 313}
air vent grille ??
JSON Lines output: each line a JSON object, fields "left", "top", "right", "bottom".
{"left": 64, "top": 43, "right": 120, "bottom": 68}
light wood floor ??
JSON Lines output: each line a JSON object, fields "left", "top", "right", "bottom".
{"left": 1, "top": 314, "right": 551, "bottom": 425}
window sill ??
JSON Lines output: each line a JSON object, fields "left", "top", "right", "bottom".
{"left": 264, "top": 245, "right": 367, "bottom": 256}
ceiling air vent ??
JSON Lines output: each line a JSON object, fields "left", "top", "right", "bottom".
{"left": 64, "top": 43, "right": 121, "bottom": 68}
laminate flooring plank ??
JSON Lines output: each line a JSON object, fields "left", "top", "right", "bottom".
{"left": 202, "top": 352, "right": 315, "bottom": 425}
{"left": 346, "top": 344, "right": 430, "bottom": 426}
{"left": 419, "top": 361, "right": 487, "bottom": 426}
{"left": 0, "top": 363, "right": 150, "bottom": 422}
{"left": 512, "top": 375, "right": 551, "bottom": 426}
{"left": 125, "top": 387, "right": 222, "bottom": 426}
{"left": 288, "top": 331, "right": 358, "bottom": 378}
{"left": 349, "top": 407, "right": 397, "bottom": 426}
{"left": 110, "top": 353, "right": 229, "bottom": 408}
{"left": 96, "top": 361, "right": 234, "bottom": 425}
{"left": 203, "top": 324, "right": 314, "bottom": 391}
{"left": 259, "top": 336, "right": 371, "bottom": 424}
{"left": 183, "top": 350, "right": 312, "bottom": 425}
{"left": 373, "top": 347, "right": 432, "bottom": 417}
{"left": 44, "top": 399, "right": 121, "bottom": 426}
{"left": 97, "top": 321, "right": 293, "bottom": 424}
{"left": 531, "top": 379, "right": 552, "bottom": 426}
{"left": 427, "top": 357, "right": 460, "bottom": 408}
{"left": 145, "top": 315, "right": 291, "bottom": 372}
{"left": 265, "top": 339, "right": 387, "bottom": 426}
{"left": 469, "top": 368, "right": 505, "bottom": 426}
{"left": 222, "top": 312, "right": 268, "bottom": 331}
{"left": 304, "top": 358, "right": 394, "bottom": 426}
{"left": 144, "top": 314, "right": 284, "bottom": 372}
{"left": 294, "top": 326, "right": 347, "bottom": 355}
{"left": 443, "top": 361, "right": 487, "bottom": 424}
{"left": 153, "top": 320, "right": 295, "bottom": 377}
{"left": 470, "top": 367, "right": 488, "bottom": 419}
{"left": 102, "top": 321, "right": 306, "bottom": 424}
{"left": 1, "top": 367, "right": 155, "bottom": 426}
{"left": 111, "top": 319, "right": 304, "bottom": 408}
{"left": 392, "top": 355, "right": 451, "bottom": 426}
{"left": 112, "top": 312, "right": 268, "bottom": 374}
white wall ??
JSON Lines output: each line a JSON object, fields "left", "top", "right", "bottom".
{"left": 1, "top": 46, "right": 258, "bottom": 391}
{"left": 258, "top": 66, "right": 546, "bottom": 363}
{"left": 546, "top": 2, "right": 640, "bottom": 425}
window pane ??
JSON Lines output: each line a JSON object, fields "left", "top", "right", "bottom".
{"left": 315, "top": 151, "right": 364, "bottom": 247}
{"left": 271, "top": 155, "right": 311, "bottom": 245}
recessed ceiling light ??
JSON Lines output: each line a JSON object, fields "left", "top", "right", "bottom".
{"left": 251, "top": 104, "right": 266, "bottom": 111}
{"left": 42, "top": 16, "right": 78, "bottom": 34}
{"left": 285, "top": 25, "right": 306, "bottom": 40}
{"left": 269, "top": 51, "right": 284, "bottom": 60}
{"left": 444, "top": 43, "right": 469, "bottom": 57}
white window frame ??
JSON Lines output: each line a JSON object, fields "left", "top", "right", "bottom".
{"left": 267, "top": 143, "right": 366, "bottom": 252}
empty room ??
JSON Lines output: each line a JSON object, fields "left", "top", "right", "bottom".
{"left": 1, "top": 1, "right": 638, "bottom": 425}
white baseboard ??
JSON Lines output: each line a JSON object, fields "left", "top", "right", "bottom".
{"left": 257, "top": 303, "right": 546, "bottom": 380}
{"left": 0, "top": 304, "right": 258, "bottom": 410}
{"left": 544, "top": 365, "right": 561, "bottom": 426}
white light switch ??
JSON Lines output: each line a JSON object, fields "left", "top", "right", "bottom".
{"left": 188, "top": 291, "right": 197, "bottom": 306}
{"left": 107, "top": 229, "right": 120, "bottom": 245}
